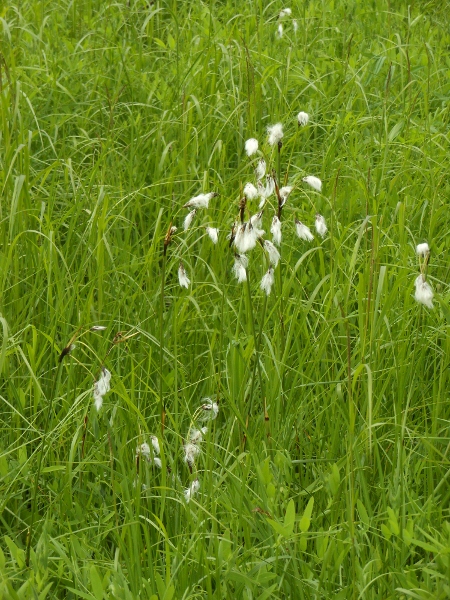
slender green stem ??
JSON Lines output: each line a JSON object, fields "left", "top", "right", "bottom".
{"left": 247, "top": 293, "right": 267, "bottom": 419}
{"left": 26, "top": 357, "right": 64, "bottom": 567}
{"left": 159, "top": 247, "right": 167, "bottom": 437}
{"left": 244, "top": 271, "right": 265, "bottom": 433}
{"left": 343, "top": 308, "right": 356, "bottom": 600}
{"left": 277, "top": 143, "right": 282, "bottom": 183}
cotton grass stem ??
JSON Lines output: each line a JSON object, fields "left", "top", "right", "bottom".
{"left": 26, "top": 355, "right": 64, "bottom": 567}
{"left": 247, "top": 291, "right": 268, "bottom": 421}
{"left": 159, "top": 246, "right": 167, "bottom": 437}
{"left": 159, "top": 224, "right": 175, "bottom": 437}
{"left": 340, "top": 304, "right": 356, "bottom": 599}
{"left": 244, "top": 270, "right": 266, "bottom": 443}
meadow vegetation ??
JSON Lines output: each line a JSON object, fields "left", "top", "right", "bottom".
{"left": 0, "top": 0, "right": 449, "bottom": 597}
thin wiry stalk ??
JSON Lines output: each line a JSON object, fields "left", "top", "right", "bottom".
{"left": 159, "top": 245, "right": 167, "bottom": 437}
{"left": 244, "top": 269, "right": 265, "bottom": 442}
{"left": 26, "top": 355, "right": 64, "bottom": 567}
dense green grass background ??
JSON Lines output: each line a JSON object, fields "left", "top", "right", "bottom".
{"left": 1, "top": 0, "right": 449, "bottom": 597}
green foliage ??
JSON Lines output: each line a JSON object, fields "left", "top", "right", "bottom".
{"left": 0, "top": 0, "right": 449, "bottom": 598}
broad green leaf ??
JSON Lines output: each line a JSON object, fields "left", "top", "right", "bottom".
{"left": 357, "top": 499, "right": 370, "bottom": 528}
{"left": 299, "top": 497, "right": 314, "bottom": 533}
{"left": 329, "top": 464, "right": 340, "bottom": 496}
{"left": 258, "top": 584, "right": 277, "bottom": 600}
{"left": 90, "top": 565, "right": 104, "bottom": 600}
{"left": 267, "top": 518, "right": 291, "bottom": 539}
{"left": 387, "top": 507, "right": 399, "bottom": 536}
{"left": 284, "top": 499, "right": 295, "bottom": 536}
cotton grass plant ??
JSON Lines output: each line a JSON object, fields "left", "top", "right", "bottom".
{"left": 0, "top": 0, "right": 449, "bottom": 598}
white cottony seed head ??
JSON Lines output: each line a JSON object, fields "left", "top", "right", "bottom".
{"left": 260, "top": 268, "right": 275, "bottom": 296}
{"left": 414, "top": 274, "right": 434, "bottom": 309}
{"left": 303, "top": 175, "right": 322, "bottom": 192}
{"left": 189, "top": 427, "right": 207, "bottom": 444}
{"left": 183, "top": 192, "right": 216, "bottom": 210}
{"left": 90, "top": 325, "right": 107, "bottom": 331}
{"left": 233, "top": 224, "right": 247, "bottom": 254}
{"left": 267, "top": 123, "right": 284, "bottom": 146}
{"left": 264, "top": 240, "right": 281, "bottom": 267}
{"left": 232, "top": 255, "right": 247, "bottom": 283}
{"left": 184, "top": 442, "right": 201, "bottom": 467}
{"left": 200, "top": 398, "right": 219, "bottom": 420}
{"left": 93, "top": 389, "right": 103, "bottom": 412}
{"left": 293, "top": 19, "right": 298, "bottom": 32}
{"left": 96, "top": 367, "right": 111, "bottom": 396}
{"left": 93, "top": 367, "right": 111, "bottom": 411}
{"left": 136, "top": 438, "right": 161, "bottom": 466}
{"left": 244, "top": 182, "right": 259, "bottom": 200}
{"left": 297, "top": 111, "right": 309, "bottom": 126}
{"left": 295, "top": 220, "right": 314, "bottom": 241}
{"left": 265, "top": 175, "right": 275, "bottom": 199}
{"left": 245, "top": 138, "right": 259, "bottom": 156}
{"left": 178, "top": 263, "right": 191, "bottom": 288}
{"left": 250, "top": 210, "right": 263, "bottom": 229}
{"left": 271, "top": 215, "right": 282, "bottom": 246}
{"left": 206, "top": 227, "right": 219, "bottom": 244}
{"left": 150, "top": 435, "right": 160, "bottom": 455}
{"left": 279, "top": 8, "right": 292, "bottom": 17}
{"left": 184, "top": 479, "right": 200, "bottom": 503}
{"left": 184, "top": 209, "right": 197, "bottom": 231}
{"left": 279, "top": 185, "right": 293, "bottom": 206}
{"left": 315, "top": 214, "right": 328, "bottom": 238}
{"left": 234, "top": 221, "right": 264, "bottom": 253}
{"left": 277, "top": 23, "right": 284, "bottom": 38}
{"left": 416, "top": 243, "right": 430, "bottom": 256}
{"left": 136, "top": 443, "right": 150, "bottom": 460}
{"left": 255, "top": 158, "right": 266, "bottom": 180}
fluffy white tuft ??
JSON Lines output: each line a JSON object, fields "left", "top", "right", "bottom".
{"left": 184, "top": 479, "right": 200, "bottom": 503}
{"left": 234, "top": 221, "right": 264, "bottom": 253}
{"left": 189, "top": 428, "right": 206, "bottom": 444}
{"left": 150, "top": 435, "right": 160, "bottom": 455}
{"left": 295, "top": 220, "right": 314, "bottom": 241}
{"left": 255, "top": 158, "right": 266, "bottom": 181}
{"left": 414, "top": 274, "right": 434, "bottom": 309}
{"left": 178, "top": 263, "right": 191, "bottom": 288}
{"left": 297, "top": 111, "right": 309, "bottom": 126}
{"left": 279, "top": 185, "right": 293, "bottom": 206}
{"left": 183, "top": 192, "right": 216, "bottom": 209}
{"left": 232, "top": 255, "right": 247, "bottom": 283}
{"left": 244, "top": 182, "right": 259, "bottom": 200}
{"left": 267, "top": 123, "right": 284, "bottom": 146}
{"left": 265, "top": 175, "right": 275, "bottom": 199}
{"left": 206, "top": 227, "right": 219, "bottom": 244}
{"left": 303, "top": 175, "right": 322, "bottom": 192}
{"left": 245, "top": 138, "right": 259, "bottom": 156}
{"left": 200, "top": 398, "right": 219, "bottom": 420}
{"left": 315, "top": 214, "right": 328, "bottom": 238}
{"left": 416, "top": 243, "right": 430, "bottom": 256}
{"left": 184, "top": 442, "right": 201, "bottom": 467}
{"left": 264, "top": 240, "right": 281, "bottom": 267}
{"left": 271, "top": 216, "right": 282, "bottom": 246}
{"left": 184, "top": 209, "right": 197, "bottom": 231}
{"left": 260, "top": 268, "right": 275, "bottom": 296}
{"left": 93, "top": 367, "right": 111, "bottom": 412}
{"left": 94, "top": 392, "right": 103, "bottom": 412}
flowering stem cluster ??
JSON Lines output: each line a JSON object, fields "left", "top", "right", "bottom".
{"left": 182, "top": 399, "right": 219, "bottom": 503}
